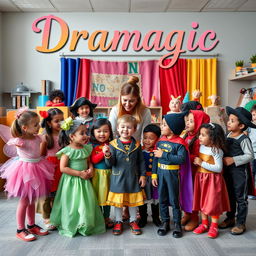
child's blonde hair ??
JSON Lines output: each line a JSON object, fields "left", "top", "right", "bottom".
{"left": 11, "top": 110, "right": 38, "bottom": 137}
{"left": 117, "top": 76, "right": 146, "bottom": 123}
{"left": 117, "top": 114, "right": 137, "bottom": 129}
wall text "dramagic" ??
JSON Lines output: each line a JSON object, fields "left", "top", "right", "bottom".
{"left": 32, "top": 15, "right": 219, "bottom": 69}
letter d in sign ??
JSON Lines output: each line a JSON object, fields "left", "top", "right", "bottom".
{"left": 32, "top": 15, "right": 69, "bottom": 53}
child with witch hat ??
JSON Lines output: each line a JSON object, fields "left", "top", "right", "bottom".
{"left": 219, "top": 106, "right": 256, "bottom": 235}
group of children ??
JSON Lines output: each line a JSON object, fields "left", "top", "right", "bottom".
{"left": 1, "top": 93, "right": 256, "bottom": 242}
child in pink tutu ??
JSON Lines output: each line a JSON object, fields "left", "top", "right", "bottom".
{"left": 0, "top": 107, "right": 54, "bottom": 242}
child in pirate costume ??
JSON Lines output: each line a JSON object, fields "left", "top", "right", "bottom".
{"left": 103, "top": 115, "right": 146, "bottom": 235}
{"left": 152, "top": 112, "right": 193, "bottom": 238}
{"left": 219, "top": 107, "right": 256, "bottom": 235}
{"left": 70, "top": 97, "right": 97, "bottom": 136}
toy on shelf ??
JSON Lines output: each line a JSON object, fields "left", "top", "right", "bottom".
{"left": 204, "top": 94, "right": 228, "bottom": 132}
{"left": 167, "top": 95, "right": 181, "bottom": 114}
{"left": 45, "top": 89, "right": 65, "bottom": 107}
{"left": 38, "top": 80, "right": 54, "bottom": 107}
{"left": 208, "top": 95, "right": 220, "bottom": 107}
{"left": 10, "top": 82, "right": 32, "bottom": 109}
{"left": 192, "top": 90, "right": 202, "bottom": 101}
{"left": 151, "top": 113, "right": 160, "bottom": 124}
{"left": 150, "top": 96, "right": 158, "bottom": 107}
{"left": 240, "top": 89, "right": 252, "bottom": 107}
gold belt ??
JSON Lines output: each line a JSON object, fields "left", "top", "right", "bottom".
{"left": 158, "top": 163, "right": 179, "bottom": 170}
{"left": 198, "top": 167, "right": 213, "bottom": 174}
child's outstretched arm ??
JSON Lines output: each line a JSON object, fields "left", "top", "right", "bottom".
{"left": 60, "top": 154, "right": 89, "bottom": 179}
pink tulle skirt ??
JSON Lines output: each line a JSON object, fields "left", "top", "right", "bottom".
{"left": 0, "top": 157, "right": 54, "bottom": 203}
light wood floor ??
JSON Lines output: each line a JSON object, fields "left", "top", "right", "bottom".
{"left": 0, "top": 192, "right": 256, "bottom": 256}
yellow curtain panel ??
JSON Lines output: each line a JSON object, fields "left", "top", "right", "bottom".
{"left": 186, "top": 58, "right": 217, "bottom": 107}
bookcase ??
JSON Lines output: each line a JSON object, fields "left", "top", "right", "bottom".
{"left": 94, "top": 106, "right": 162, "bottom": 125}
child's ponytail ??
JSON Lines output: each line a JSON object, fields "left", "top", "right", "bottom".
{"left": 11, "top": 119, "right": 23, "bottom": 137}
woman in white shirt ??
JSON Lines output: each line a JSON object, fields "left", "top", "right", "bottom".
{"left": 109, "top": 76, "right": 151, "bottom": 141}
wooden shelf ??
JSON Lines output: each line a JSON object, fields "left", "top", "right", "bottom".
{"left": 229, "top": 72, "right": 256, "bottom": 81}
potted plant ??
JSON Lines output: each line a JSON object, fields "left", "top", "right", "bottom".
{"left": 235, "top": 60, "right": 244, "bottom": 72}
{"left": 250, "top": 54, "right": 256, "bottom": 69}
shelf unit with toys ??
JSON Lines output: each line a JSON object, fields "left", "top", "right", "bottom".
{"left": 229, "top": 70, "right": 256, "bottom": 81}
{"left": 94, "top": 106, "right": 162, "bottom": 125}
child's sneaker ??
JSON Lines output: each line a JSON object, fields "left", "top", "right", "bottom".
{"left": 208, "top": 226, "right": 218, "bottom": 239}
{"left": 113, "top": 221, "right": 123, "bottom": 235}
{"left": 45, "top": 223, "right": 57, "bottom": 231}
{"left": 129, "top": 221, "right": 142, "bottom": 235}
{"left": 27, "top": 224, "right": 49, "bottom": 236}
{"left": 193, "top": 224, "right": 208, "bottom": 234}
{"left": 16, "top": 229, "right": 37, "bottom": 242}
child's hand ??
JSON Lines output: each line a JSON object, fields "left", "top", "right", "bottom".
{"left": 87, "top": 168, "right": 94, "bottom": 178}
{"left": 193, "top": 157, "right": 202, "bottom": 166}
{"left": 223, "top": 157, "right": 234, "bottom": 166}
{"left": 153, "top": 148, "right": 163, "bottom": 158}
{"left": 103, "top": 144, "right": 111, "bottom": 157}
{"left": 79, "top": 170, "right": 89, "bottom": 180}
{"left": 139, "top": 176, "right": 146, "bottom": 187}
{"left": 152, "top": 178, "right": 158, "bottom": 187}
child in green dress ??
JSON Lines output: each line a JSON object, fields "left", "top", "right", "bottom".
{"left": 50, "top": 117, "right": 105, "bottom": 237}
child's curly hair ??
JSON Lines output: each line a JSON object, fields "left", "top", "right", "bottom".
{"left": 199, "top": 123, "right": 226, "bottom": 153}
{"left": 49, "top": 90, "right": 65, "bottom": 102}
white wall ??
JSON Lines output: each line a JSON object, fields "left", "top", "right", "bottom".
{"left": 2, "top": 12, "right": 256, "bottom": 108}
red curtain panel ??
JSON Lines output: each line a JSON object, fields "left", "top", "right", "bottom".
{"left": 76, "top": 58, "right": 91, "bottom": 99}
{"left": 159, "top": 59, "right": 187, "bottom": 115}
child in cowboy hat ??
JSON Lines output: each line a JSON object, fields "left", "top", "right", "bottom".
{"left": 219, "top": 106, "right": 256, "bottom": 235}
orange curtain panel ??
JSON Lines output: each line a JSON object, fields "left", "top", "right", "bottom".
{"left": 187, "top": 58, "right": 217, "bottom": 107}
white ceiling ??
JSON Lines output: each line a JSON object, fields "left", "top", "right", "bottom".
{"left": 0, "top": 0, "right": 256, "bottom": 12}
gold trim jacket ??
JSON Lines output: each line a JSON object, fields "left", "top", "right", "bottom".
{"left": 105, "top": 138, "right": 146, "bottom": 193}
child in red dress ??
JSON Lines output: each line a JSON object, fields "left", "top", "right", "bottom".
{"left": 193, "top": 123, "right": 230, "bottom": 239}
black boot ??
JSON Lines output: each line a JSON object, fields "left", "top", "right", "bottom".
{"left": 151, "top": 204, "right": 161, "bottom": 227}
{"left": 138, "top": 204, "right": 148, "bottom": 228}
{"left": 157, "top": 221, "right": 170, "bottom": 236}
{"left": 173, "top": 222, "right": 183, "bottom": 238}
